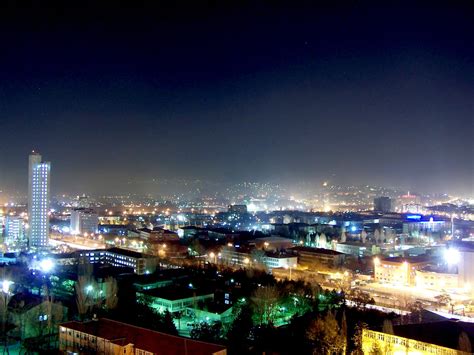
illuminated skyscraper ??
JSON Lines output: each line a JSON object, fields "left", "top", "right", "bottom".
{"left": 28, "top": 152, "right": 51, "bottom": 248}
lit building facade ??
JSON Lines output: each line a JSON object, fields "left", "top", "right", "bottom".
{"left": 4, "top": 216, "right": 26, "bottom": 248}
{"left": 362, "top": 329, "right": 469, "bottom": 355}
{"left": 28, "top": 152, "right": 51, "bottom": 248}
{"left": 59, "top": 318, "right": 227, "bottom": 355}
{"left": 78, "top": 248, "right": 157, "bottom": 275}
{"left": 70, "top": 208, "right": 98, "bottom": 235}
{"left": 415, "top": 268, "right": 459, "bottom": 291}
{"left": 374, "top": 256, "right": 431, "bottom": 286}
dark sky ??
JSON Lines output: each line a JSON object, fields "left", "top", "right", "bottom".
{"left": 0, "top": 1, "right": 473, "bottom": 196}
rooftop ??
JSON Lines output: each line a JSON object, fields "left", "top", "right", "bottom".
{"left": 394, "top": 320, "right": 474, "bottom": 351}
{"left": 61, "top": 318, "right": 226, "bottom": 355}
{"left": 139, "top": 286, "right": 214, "bottom": 300}
{"left": 380, "top": 255, "right": 432, "bottom": 264}
{"left": 107, "top": 247, "right": 153, "bottom": 259}
{"left": 291, "top": 246, "right": 344, "bottom": 256}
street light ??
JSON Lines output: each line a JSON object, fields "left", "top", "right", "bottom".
{"left": 39, "top": 258, "right": 54, "bottom": 273}
{"left": 1, "top": 281, "right": 12, "bottom": 295}
{"left": 1, "top": 280, "right": 12, "bottom": 350}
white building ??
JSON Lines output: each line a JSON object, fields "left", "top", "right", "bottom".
{"left": 78, "top": 248, "right": 158, "bottom": 275}
{"left": 70, "top": 208, "right": 98, "bottom": 235}
{"left": 4, "top": 216, "right": 26, "bottom": 249}
{"left": 28, "top": 152, "right": 51, "bottom": 248}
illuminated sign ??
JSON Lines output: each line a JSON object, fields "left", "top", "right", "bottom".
{"left": 406, "top": 214, "right": 422, "bottom": 220}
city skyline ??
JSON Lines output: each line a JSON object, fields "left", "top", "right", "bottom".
{"left": 0, "top": 2, "right": 472, "bottom": 197}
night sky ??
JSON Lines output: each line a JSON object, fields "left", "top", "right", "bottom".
{"left": 0, "top": 2, "right": 473, "bottom": 196}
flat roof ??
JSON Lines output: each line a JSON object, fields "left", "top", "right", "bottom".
{"left": 291, "top": 246, "right": 344, "bottom": 256}
{"left": 394, "top": 320, "right": 474, "bottom": 351}
{"left": 107, "top": 247, "right": 153, "bottom": 259}
{"left": 381, "top": 255, "right": 432, "bottom": 264}
{"left": 139, "top": 286, "right": 214, "bottom": 300}
{"left": 61, "top": 318, "right": 226, "bottom": 355}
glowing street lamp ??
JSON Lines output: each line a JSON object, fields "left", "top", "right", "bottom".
{"left": 39, "top": 258, "right": 54, "bottom": 273}
{"left": 445, "top": 248, "right": 460, "bottom": 265}
{"left": 1, "top": 280, "right": 12, "bottom": 294}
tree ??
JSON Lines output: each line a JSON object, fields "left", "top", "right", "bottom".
{"left": 435, "top": 292, "right": 452, "bottom": 311}
{"left": 190, "top": 321, "right": 223, "bottom": 343}
{"left": 104, "top": 277, "right": 118, "bottom": 311}
{"left": 340, "top": 228, "right": 347, "bottom": 243}
{"left": 408, "top": 301, "right": 424, "bottom": 323}
{"left": 351, "top": 322, "right": 368, "bottom": 355}
{"left": 369, "top": 341, "right": 383, "bottom": 355}
{"left": 75, "top": 275, "right": 100, "bottom": 320}
{"left": 250, "top": 249, "right": 267, "bottom": 270}
{"left": 382, "top": 319, "right": 394, "bottom": 334}
{"left": 174, "top": 311, "right": 184, "bottom": 331}
{"left": 341, "top": 311, "right": 348, "bottom": 354}
{"left": 319, "top": 233, "right": 327, "bottom": 248}
{"left": 458, "top": 331, "right": 472, "bottom": 353}
{"left": 361, "top": 230, "right": 367, "bottom": 244}
{"left": 226, "top": 305, "right": 253, "bottom": 354}
{"left": 348, "top": 289, "right": 375, "bottom": 309}
{"left": 251, "top": 286, "right": 280, "bottom": 325}
{"left": 306, "top": 312, "right": 345, "bottom": 354}
{"left": 374, "top": 230, "right": 380, "bottom": 244}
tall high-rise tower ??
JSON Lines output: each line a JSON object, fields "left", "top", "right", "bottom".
{"left": 28, "top": 152, "right": 51, "bottom": 248}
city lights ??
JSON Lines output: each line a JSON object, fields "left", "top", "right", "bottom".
{"left": 1, "top": 280, "right": 13, "bottom": 294}
{"left": 444, "top": 248, "right": 461, "bottom": 265}
{"left": 39, "top": 258, "right": 54, "bottom": 273}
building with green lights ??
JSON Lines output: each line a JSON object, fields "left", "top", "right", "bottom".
{"left": 137, "top": 287, "right": 214, "bottom": 313}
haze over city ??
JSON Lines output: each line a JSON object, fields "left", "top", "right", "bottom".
{"left": 0, "top": 2, "right": 474, "bottom": 354}
{"left": 0, "top": 2, "right": 472, "bottom": 197}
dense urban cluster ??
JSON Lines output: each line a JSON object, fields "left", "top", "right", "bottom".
{"left": 0, "top": 153, "right": 473, "bottom": 354}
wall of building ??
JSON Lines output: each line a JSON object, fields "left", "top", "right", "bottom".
{"left": 362, "top": 329, "right": 467, "bottom": 355}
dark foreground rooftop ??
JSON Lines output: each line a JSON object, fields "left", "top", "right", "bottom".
{"left": 61, "top": 318, "right": 226, "bottom": 355}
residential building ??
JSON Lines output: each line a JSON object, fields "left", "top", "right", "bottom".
{"left": 59, "top": 318, "right": 227, "bottom": 355}
{"left": 70, "top": 208, "right": 98, "bottom": 235}
{"left": 4, "top": 216, "right": 26, "bottom": 248}
{"left": 28, "top": 152, "right": 51, "bottom": 248}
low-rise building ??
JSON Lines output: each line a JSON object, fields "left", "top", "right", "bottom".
{"left": 9, "top": 293, "right": 68, "bottom": 340}
{"left": 335, "top": 242, "right": 371, "bottom": 258}
{"left": 220, "top": 246, "right": 297, "bottom": 270}
{"left": 264, "top": 252, "right": 297, "bottom": 269}
{"left": 363, "top": 320, "right": 474, "bottom": 355}
{"left": 78, "top": 247, "right": 157, "bottom": 275}
{"left": 362, "top": 328, "right": 469, "bottom": 355}
{"left": 59, "top": 318, "right": 227, "bottom": 355}
{"left": 292, "top": 246, "right": 346, "bottom": 269}
{"left": 374, "top": 255, "right": 431, "bottom": 286}
{"left": 415, "top": 266, "right": 459, "bottom": 291}
{"left": 137, "top": 287, "right": 214, "bottom": 313}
